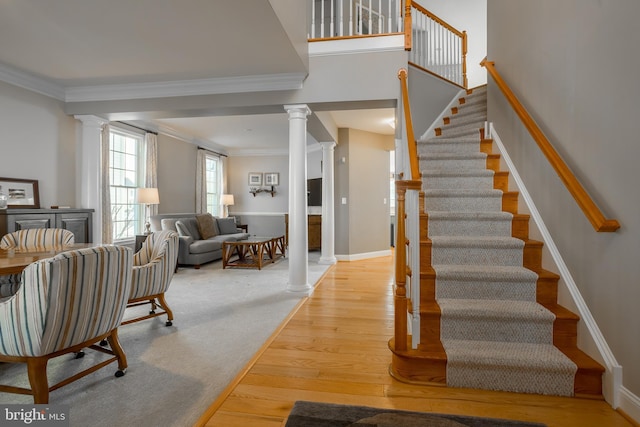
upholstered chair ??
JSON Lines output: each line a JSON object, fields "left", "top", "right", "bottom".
{"left": 0, "top": 245, "right": 133, "bottom": 403}
{"left": 0, "top": 228, "right": 75, "bottom": 297}
{"left": 125, "top": 230, "right": 179, "bottom": 326}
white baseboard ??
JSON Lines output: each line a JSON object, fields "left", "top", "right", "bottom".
{"left": 620, "top": 386, "right": 640, "bottom": 424}
{"left": 335, "top": 249, "right": 392, "bottom": 262}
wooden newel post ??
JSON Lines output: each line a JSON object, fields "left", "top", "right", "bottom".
{"left": 394, "top": 181, "right": 409, "bottom": 351}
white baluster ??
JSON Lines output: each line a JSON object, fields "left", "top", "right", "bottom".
{"left": 311, "top": 0, "right": 316, "bottom": 38}
{"left": 330, "top": 0, "right": 334, "bottom": 37}
{"left": 338, "top": 0, "right": 344, "bottom": 36}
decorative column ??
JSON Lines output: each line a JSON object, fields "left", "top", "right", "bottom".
{"left": 75, "top": 115, "right": 107, "bottom": 244}
{"left": 284, "top": 104, "right": 312, "bottom": 294}
{"left": 319, "top": 141, "right": 337, "bottom": 265}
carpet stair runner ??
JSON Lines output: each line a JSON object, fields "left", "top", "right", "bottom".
{"left": 390, "top": 85, "right": 604, "bottom": 397}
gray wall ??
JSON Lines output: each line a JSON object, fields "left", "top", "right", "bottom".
{"left": 488, "top": 0, "right": 640, "bottom": 398}
{"left": 408, "top": 66, "right": 465, "bottom": 138}
{"left": 0, "top": 80, "right": 77, "bottom": 209}
{"left": 156, "top": 134, "right": 197, "bottom": 214}
{"left": 335, "top": 128, "right": 393, "bottom": 257}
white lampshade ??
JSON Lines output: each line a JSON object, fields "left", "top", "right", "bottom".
{"left": 136, "top": 188, "right": 159, "bottom": 205}
{"left": 221, "top": 194, "right": 235, "bottom": 206}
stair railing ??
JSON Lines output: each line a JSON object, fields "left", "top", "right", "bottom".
{"left": 407, "top": 1, "right": 467, "bottom": 88}
{"left": 481, "top": 59, "right": 620, "bottom": 232}
{"left": 309, "top": 0, "right": 404, "bottom": 39}
{"left": 395, "top": 68, "right": 422, "bottom": 351}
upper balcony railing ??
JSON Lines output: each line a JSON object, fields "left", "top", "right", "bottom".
{"left": 309, "top": 0, "right": 467, "bottom": 89}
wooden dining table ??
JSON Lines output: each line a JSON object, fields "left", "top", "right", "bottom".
{"left": 0, "top": 244, "right": 98, "bottom": 275}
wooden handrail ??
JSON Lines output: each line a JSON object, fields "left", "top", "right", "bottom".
{"left": 412, "top": 2, "right": 465, "bottom": 38}
{"left": 481, "top": 59, "right": 620, "bottom": 232}
{"left": 398, "top": 68, "right": 420, "bottom": 181}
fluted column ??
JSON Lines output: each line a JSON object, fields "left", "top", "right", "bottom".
{"left": 284, "top": 104, "right": 312, "bottom": 294}
{"left": 75, "top": 115, "right": 107, "bottom": 243}
{"left": 319, "top": 141, "right": 337, "bottom": 265}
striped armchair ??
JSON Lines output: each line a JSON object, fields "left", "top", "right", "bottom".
{"left": 124, "top": 230, "right": 179, "bottom": 326}
{"left": 0, "top": 245, "right": 133, "bottom": 403}
{"left": 0, "top": 228, "right": 75, "bottom": 297}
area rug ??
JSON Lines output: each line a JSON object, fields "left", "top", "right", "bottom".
{"left": 284, "top": 401, "right": 547, "bottom": 427}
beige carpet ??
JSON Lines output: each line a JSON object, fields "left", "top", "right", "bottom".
{"left": 0, "top": 252, "right": 331, "bottom": 427}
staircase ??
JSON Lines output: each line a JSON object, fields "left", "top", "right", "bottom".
{"left": 389, "top": 85, "right": 605, "bottom": 397}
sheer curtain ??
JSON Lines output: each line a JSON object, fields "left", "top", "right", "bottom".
{"left": 196, "top": 148, "right": 224, "bottom": 215}
{"left": 100, "top": 123, "right": 113, "bottom": 244}
{"left": 145, "top": 133, "right": 159, "bottom": 218}
{"left": 195, "top": 149, "right": 207, "bottom": 214}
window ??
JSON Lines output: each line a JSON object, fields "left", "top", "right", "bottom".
{"left": 109, "top": 128, "right": 145, "bottom": 241}
{"left": 205, "top": 154, "right": 221, "bottom": 216}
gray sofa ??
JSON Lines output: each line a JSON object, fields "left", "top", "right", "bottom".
{"left": 150, "top": 213, "right": 249, "bottom": 268}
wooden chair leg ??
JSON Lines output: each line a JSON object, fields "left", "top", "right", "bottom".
{"left": 157, "top": 293, "right": 174, "bottom": 326}
{"left": 26, "top": 357, "right": 49, "bottom": 404}
{"left": 106, "top": 329, "right": 128, "bottom": 375}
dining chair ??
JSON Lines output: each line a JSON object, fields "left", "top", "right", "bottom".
{"left": 0, "top": 245, "right": 133, "bottom": 403}
{"left": 0, "top": 228, "right": 75, "bottom": 297}
{"left": 124, "top": 230, "right": 179, "bottom": 326}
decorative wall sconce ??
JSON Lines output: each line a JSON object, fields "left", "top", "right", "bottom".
{"left": 248, "top": 172, "right": 279, "bottom": 197}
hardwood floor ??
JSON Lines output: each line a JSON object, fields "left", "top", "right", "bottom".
{"left": 196, "top": 255, "right": 635, "bottom": 427}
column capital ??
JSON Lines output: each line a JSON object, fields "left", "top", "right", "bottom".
{"left": 283, "top": 104, "right": 311, "bottom": 118}
{"left": 319, "top": 140, "right": 336, "bottom": 150}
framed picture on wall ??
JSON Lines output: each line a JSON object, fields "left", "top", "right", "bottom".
{"left": 264, "top": 172, "right": 279, "bottom": 186}
{"left": 248, "top": 172, "right": 263, "bottom": 186}
{"left": 0, "top": 177, "right": 40, "bottom": 209}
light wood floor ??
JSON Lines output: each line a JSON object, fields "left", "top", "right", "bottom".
{"left": 196, "top": 255, "right": 635, "bottom": 427}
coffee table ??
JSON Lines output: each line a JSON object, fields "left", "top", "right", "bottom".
{"left": 222, "top": 236, "right": 285, "bottom": 269}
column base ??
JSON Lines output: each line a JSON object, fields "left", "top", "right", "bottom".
{"left": 286, "top": 283, "right": 314, "bottom": 296}
{"left": 318, "top": 256, "right": 337, "bottom": 265}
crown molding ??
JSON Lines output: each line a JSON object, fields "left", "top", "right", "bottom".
{"left": 227, "top": 147, "right": 290, "bottom": 157}
{"left": 65, "top": 72, "right": 307, "bottom": 102}
{"left": 0, "top": 63, "right": 65, "bottom": 100}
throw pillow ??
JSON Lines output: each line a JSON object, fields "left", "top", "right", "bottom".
{"left": 196, "top": 213, "right": 219, "bottom": 239}
{"left": 175, "top": 218, "right": 202, "bottom": 240}
{"left": 217, "top": 217, "right": 239, "bottom": 235}
{"left": 175, "top": 221, "right": 192, "bottom": 237}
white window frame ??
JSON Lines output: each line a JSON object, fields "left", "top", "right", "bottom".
{"left": 109, "top": 127, "right": 146, "bottom": 243}
{"left": 205, "top": 154, "right": 221, "bottom": 216}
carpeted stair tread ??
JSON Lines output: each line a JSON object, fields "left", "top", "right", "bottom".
{"left": 430, "top": 236, "right": 524, "bottom": 267}
{"left": 433, "top": 265, "right": 538, "bottom": 301}
{"left": 442, "top": 112, "right": 487, "bottom": 129}
{"left": 438, "top": 299, "right": 555, "bottom": 344}
{"left": 433, "top": 264, "right": 538, "bottom": 283}
{"left": 443, "top": 339, "right": 577, "bottom": 396}
{"left": 424, "top": 189, "right": 504, "bottom": 212}
{"left": 428, "top": 211, "right": 514, "bottom": 237}
{"left": 417, "top": 139, "right": 479, "bottom": 154}
{"left": 422, "top": 169, "right": 494, "bottom": 178}
{"left": 431, "top": 235, "right": 525, "bottom": 248}
{"left": 422, "top": 169, "right": 494, "bottom": 190}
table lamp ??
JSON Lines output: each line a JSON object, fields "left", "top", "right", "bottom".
{"left": 136, "top": 187, "right": 159, "bottom": 234}
{"left": 221, "top": 194, "right": 234, "bottom": 218}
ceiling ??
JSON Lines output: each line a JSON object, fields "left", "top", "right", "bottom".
{"left": 0, "top": 1, "right": 395, "bottom": 153}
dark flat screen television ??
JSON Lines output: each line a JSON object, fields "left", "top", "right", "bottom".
{"left": 307, "top": 178, "right": 322, "bottom": 206}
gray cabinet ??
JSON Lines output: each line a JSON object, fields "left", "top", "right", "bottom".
{"left": 0, "top": 208, "right": 94, "bottom": 243}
